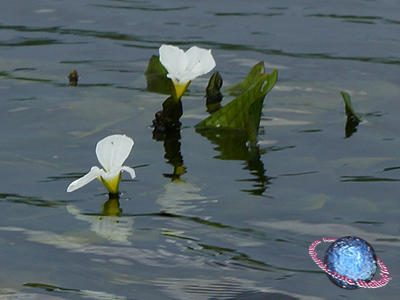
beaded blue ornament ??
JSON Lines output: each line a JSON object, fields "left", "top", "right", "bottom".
{"left": 309, "top": 236, "right": 391, "bottom": 289}
{"left": 324, "top": 236, "right": 376, "bottom": 289}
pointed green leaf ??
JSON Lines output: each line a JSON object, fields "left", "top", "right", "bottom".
{"left": 144, "top": 55, "right": 168, "bottom": 76}
{"left": 144, "top": 55, "right": 174, "bottom": 95}
{"left": 195, "top": 69, "right": 278, "bottom": 144}
{"left": 206, "top": 71, "right": 223, "bottom": 113}
{"left": 341, "top": 91, "right": 362, "bottom": 122}
{"left": 224, "top": 61, "right": 265, "bottom": 96}
{"left": 341, "top": 91, "right": 362, "bottom": 138}
{"left": 206, "top": 71, "right": 223, "bottom": 96}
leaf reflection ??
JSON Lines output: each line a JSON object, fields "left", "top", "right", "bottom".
{"left": 196, "top": 129, "right": 273, "bottom": 196}
{"left": 238, "top": 148, "right": 275, "bottom": 196}
{"left": 159, "top": 131, "right": 186, "bottom": 180}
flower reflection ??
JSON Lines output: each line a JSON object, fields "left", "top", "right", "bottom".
{"left": 157, "top": 180, "right": 207, "bottom": 214}
{"left": 67, "top": 134, "right": 136, "bottom": 195}
{"left": 159, "top": 44, "right": 216, "bottom": 100}
{"left": 67, "top": 198, "right": 134, "bottom": 246}
{"left": 153, "top": 131, "right": 210, "bottom": 214}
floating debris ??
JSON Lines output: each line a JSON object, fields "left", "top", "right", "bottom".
{"left": 68, "top": 70, "right": 79, "bottom": 86}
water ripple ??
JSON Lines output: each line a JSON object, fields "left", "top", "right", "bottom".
{"left": 306, "top": 13, "right": 400, "bottom": 26}
{"left": 0, "top": 37, "right": 60, "bottom": 47}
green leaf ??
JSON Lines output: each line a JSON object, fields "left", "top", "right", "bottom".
{"left": 144, "top": 55, "right": 174, "bottom": 95}
{"left": 195, "top": 68, "right": 278, "bottom": 144}
{"left": 224, "top": 61, "right": 265, "bottom": 96}
{"left": 341, "top": 91, "right": 362, "bottom": 138}
{"left": 144, "top": 55, "right": 168, "bottom": 76}
{"left": 206, "top": 71, "right": 223, "bottom": 113}
{"left": 206, "top": 71, "right": 223, "bottom": 96}
{"left": 341, "top": 91, "right": 362, "bottom": 122}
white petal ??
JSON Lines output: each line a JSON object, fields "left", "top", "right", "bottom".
{"left": 67, "top": 166, "right": 104, "bottom": 192}
{"left": 96, "top": 134, "right": 134, "bottom": 171}
{"left": 159, "top": 45, "right": 188, "bottom": 77}
{"left": 159, "top": 45, "right": 216, "bottom": 84}
{"left": 121, "top": 166, "right": 136, "bottom": 179}
{"left": 167, "top": 73, "right": 192, "bottom": 86}
{"left": 185, "top": 46, "right": 216, "bottom": 79}
{"left": 100, "top": 169, "right": 121, "bottom": 180}
{"left": 101, "top": 165, "right": 135, "bottom": 180}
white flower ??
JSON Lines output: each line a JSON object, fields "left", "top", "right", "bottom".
{"left": 159, "top": 44, "right": 216, "bottom": 99}
{"left": 67, "top": 134, "right": 136, "bottom": 194}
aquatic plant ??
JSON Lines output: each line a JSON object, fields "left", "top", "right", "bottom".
{"left": 68, "top": 70, "right": 79, "bottom": 86}
{"left": 205, "top": 71, "right": 223, "bottom": 113}
{"left": 341, "top": 91, "right": 362, "bottom": 123}
{"left": 196, "top": 63, "right": 278, "bottom": 145}
{"left": 341, "top": 91, "right": 362, "bottom": 138}
{"left": 147, "top": 45, "right": 216, "bottom": 135}
{"left": 67, "top": 134, "right": 136, "bottom": 195}
{"left": 159, "top": 44, "right": 216, "bottom": 100}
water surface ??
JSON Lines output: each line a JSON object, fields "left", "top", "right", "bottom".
{"left": 1, "top": 1, "right": 400, "bottom": 299}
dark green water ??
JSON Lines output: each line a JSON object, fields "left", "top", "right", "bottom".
{"left": 0, "top": 1, "right": 399, "bottom": 299}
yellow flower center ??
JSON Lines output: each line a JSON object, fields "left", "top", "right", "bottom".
{"left": 99, "top": 172, "right": 121, "bottom": 194}
{"left": 173, "top": 81, "right": 191, "bottom": 100}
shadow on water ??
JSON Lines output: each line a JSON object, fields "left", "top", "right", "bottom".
{"left": 91, "top": 3, "right": 194, "bottom": 12}
{"left": 23, "top": 283, "right": 131, "bottom": 300}
{"left": 0, "top": 193, "right": 69, "bottom": 207}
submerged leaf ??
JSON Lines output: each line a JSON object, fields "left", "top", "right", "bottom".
{"left": 195, "top": 68, "right": 278, "bottom": 144}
